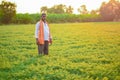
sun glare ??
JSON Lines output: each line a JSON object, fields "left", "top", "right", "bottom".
{"left": 1, "top": 0, "right": 109, "bottom": 14}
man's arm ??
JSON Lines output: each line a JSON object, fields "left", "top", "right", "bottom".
{"left": 35, "top": 22, "right": 39, "bottom": 45}
{"left": 49, "top": 32, "right": 52, "bottom": 44}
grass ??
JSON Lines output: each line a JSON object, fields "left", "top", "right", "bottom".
{"left": 0, "top": 22, "right": 120, "bottom": 80}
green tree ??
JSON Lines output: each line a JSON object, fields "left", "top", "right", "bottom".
{"left": 66, "top": 6, "right": 73, "bottom": 14}
{"left": 47, "top": 4, "right": 66, "bottom": 14}
{"left": 40, "top": 6, "right": 48, "bottom": 13}
{"left": 78, "top": 5, "right": 88, "bottom": 14}
{"left": 90, "top": 9, "right": 99, "bottom": 15}
{"left": 0, "top": 0, "right": 16, "bottom": 24}
{"left": 100, "top": 0, "right": 120, "bottom": 21}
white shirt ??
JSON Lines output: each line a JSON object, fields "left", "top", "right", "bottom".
{"left": 35, "top": 21, "right": 49, "bottom": 41}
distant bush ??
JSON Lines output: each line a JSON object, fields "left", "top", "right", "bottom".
{"left": 11, "top": 13, "right": 101, "bottom": 24}
{"left": 78, "top": 14, "right": 102, "bottom": 22}
{"left": 29, "top": 13, "right": 40, "bottom": 23}
{"left": 47, "top": 14, "right": 101, "bottom": 23}
{"left": 12, "top": 13, "right": 34, "bottom": 24}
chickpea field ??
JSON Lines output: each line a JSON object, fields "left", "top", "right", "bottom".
{"left": 0, "top": 22, "right": 120, "bottom": 80}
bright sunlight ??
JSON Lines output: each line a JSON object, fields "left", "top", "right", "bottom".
{"left": 1, "top": 0, "right": 109, "bottom": 13}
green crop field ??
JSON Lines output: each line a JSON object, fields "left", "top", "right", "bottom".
{"left": 0, "top": 22, "right": 120, "bottom": 80}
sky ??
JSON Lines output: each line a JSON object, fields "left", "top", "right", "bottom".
{"left": 1, "top": 0, "right": 109, "bottom": 14}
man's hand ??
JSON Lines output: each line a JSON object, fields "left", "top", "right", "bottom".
{"left": 36, "top": 38, "right": 39, "bottom": 45}
{"left": 49, "top": 38, "right": 52, "bottom": 45}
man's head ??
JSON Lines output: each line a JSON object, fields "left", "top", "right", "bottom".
{"left": 41, "top": 13, "right": 46, "bottom": 21}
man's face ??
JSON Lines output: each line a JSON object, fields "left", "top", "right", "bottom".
{"left": 42, "top": 15, "right": 46, "bottom": 21}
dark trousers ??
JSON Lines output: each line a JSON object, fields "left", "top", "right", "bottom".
{"left": 38, "top": 41, "right": 49, "bottom": 55}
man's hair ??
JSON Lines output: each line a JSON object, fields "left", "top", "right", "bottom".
{"left": 41, "top": 13, "right": 46, "bottom": 17}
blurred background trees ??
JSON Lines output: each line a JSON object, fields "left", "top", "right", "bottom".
{"left": 0, "top": 0, "right": 16, "bottom": 24}
{"left": 0, "top": 0, "right": 120, "bottom": 24}
{"left": 100, "top": 0, "right": 120, "bottom": 21}
{"left": 41, "top": 4, "right": 73, "bottom": 14}
{"left": 78, "top": 5, "right": 88, "bottom": 14}
{"left": 65, "top": 6, "right": 73, "bottom": 14}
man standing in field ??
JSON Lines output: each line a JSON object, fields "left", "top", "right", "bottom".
{"left": 35, "top": 13, "right": 52, "bottom": 55}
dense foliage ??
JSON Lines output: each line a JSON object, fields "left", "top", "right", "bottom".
{"left": 100, "top": 0, "right": 120, "bottom": 21}
{"left": 12, "top": 13, "right": 101, "bottom": 24}
{"left": 0, "top": 0, "right": 120, "bottom": 24}
{"left": 0, "top": 1, "right": 16, "bottom": 24}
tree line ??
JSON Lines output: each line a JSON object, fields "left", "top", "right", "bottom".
{"left": 0, "top": 0, "right": 120, "bottom": 24}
